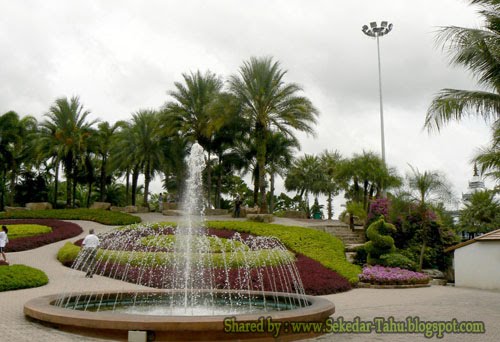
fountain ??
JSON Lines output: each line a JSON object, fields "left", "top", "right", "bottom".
{"left": 24, "top": 143, "right": 335, "bottom": 341}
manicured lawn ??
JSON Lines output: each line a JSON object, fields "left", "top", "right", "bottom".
{"left": 0, "top": 209, "right": 141, "bottom": 225}
{"left": 0, "top": 264, "right": 49, "bottom": 291}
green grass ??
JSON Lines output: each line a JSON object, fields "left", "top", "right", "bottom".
{"left": 0, "top": 209, "right": 141, "bottom": 225}
{"left": 4, "top": 224, "right": 52, "bottom": 239}
{"left": 205, "top": 221, "right": 361, "bottom": 284}
{"left": 0, "top": 265, "right": 49, "bottom": 291}
{"left": 57, "top": 242, "right": 292, "bottom": 268}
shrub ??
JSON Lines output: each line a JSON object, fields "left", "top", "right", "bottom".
{"left": 4, "top": 224, "right": 52, "bottom": 239}
{"left": 353, "top": 245, "right": 367, "bottom": 266}
{"left": 246, "top": 214, "right": 274, "bottom": 223}
{"left": 380, "top": 253, "right": 417, "bottom": 270}
{"left": 57, "top": 242, "right": 81, "bottom": 266}
{"left": 0, "top": 209, "right": 141, "bottom": 225}
{"left": 0, "top": 264, "right": 49, "bottom": 291}
{"left": 206, "top": 221, "right": 361, "bottom": 285}
{"left": 0, "top": 219, "right": 82, "bottom": 252}
{"left": 359, "top": 265, "right": 430, "bottom": 285}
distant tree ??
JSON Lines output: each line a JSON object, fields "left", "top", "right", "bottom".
{"left": 459, "top": 190, "right": 500, "bottom": 234}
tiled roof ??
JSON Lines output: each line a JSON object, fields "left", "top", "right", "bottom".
{"left": 445, "top": 229, "right": 500, "bottom": 252}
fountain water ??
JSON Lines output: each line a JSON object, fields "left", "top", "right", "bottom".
{"left": 24, "top": 143, "right": 335, "bottom": 340}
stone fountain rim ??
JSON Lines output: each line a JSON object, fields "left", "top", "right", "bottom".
{"left": 24, "top": 289, "right": 335, "bottom": 332}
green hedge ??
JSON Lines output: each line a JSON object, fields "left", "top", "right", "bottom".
{"left": 206, "top": 221, "right": 361, "bottom": 284}
{"left": 57, "top": 242, "right": 81, "bottom": 265}
{"left": 4, "top": 224, "right": 52, "bottom": 239}
{"left": 0, "top": 265, "right": 49, "bottom": 291}
{"left": 0, "top": 209, "right": 141, "bottom": 225}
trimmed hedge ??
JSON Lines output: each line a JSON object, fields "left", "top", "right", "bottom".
{"left": 0, "top": 219, "right": 82, "bottom": 252}
{"left": 5, "top": 224, "right": 52, "bottom": 239}
{"left": 0, "top": 209, "right": 141, "bottom": 225}
{"left": 206, "top": 221, "right": 361, "bottom": 284}
{"left": 0, "top": 264, "right": 49, "bottom": 291}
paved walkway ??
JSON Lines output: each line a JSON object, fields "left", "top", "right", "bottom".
{"left": 0, "top": 213, "right": 498, "bottom": 341}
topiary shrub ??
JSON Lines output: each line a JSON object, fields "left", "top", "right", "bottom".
{"left": 0, "top": 264, "right": 49, "bottom": 291}
{"left": 364, "top": 216, "right": 396, "bottom": 265}
{"left": 353, "top": 244, "right": 367, "bottom": 266}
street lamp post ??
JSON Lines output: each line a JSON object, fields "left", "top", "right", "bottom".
{"left": 362, "top": 21, "right": 393, "bottom": 165}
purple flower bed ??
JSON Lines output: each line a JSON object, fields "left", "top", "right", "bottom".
{"left": 359, "top": 265, "right": 430, "bottom": 285}
{"left": 0, "top": 219, "right": 82, "bottom": 252}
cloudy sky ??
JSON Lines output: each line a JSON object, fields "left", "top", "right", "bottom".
{"left": 0, "top": 0, "right": 493, "bottom": 212}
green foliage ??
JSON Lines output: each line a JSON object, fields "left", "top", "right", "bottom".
{"left": 459, "top": 190, "right": 500, "bottom": 233}
{"left": 57, "top": 242, "right": 81, "bottom": 264}
{"left": 0, "top": 209, "right": 141, "bottom": 225}
{"left": 0, "top": 265, "right": 49, "bottom": 291}
{"left": 141, "top": 235, "right": 249, "bottom": 253}
{"left": 4, "top": 224, "right": 52, "bottom": 239}
{"left": 206, "top": 221, "right": 361, "bottom": 284}
{"left": 353, "top": 245, "right": 367, "bottom": 266}
{"left": 246, "top": 214, "right": 274, "bottom": 223}
{"left": 380, "top": 253, "right": 417, "bottom": 271}
{"left": 364, "top": 217, "right": 397, "bottom": 265}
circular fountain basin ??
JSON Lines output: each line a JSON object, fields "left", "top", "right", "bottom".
{"left": 24, "top": 289, "right": 335, "bottom": 341}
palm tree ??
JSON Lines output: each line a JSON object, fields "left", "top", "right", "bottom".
{"left": 163, "top": 70, "right": 223, "bottom": 208}
{"left": 425, "top": 0, "right": 499, "bottom": 131}
{"left": 95, "top": 121, "right": 124, "bottom": 201}
{"left": 41, "top": 96, "right": 97, "bottom": 207}
{"left": 319, "top": 150, "right": 345, "bottom": 220}
{"left": 459, "top": 190, "right": 500, "bottom": 234}
{"left": 229, "top": 56, "right": 318, "bottom": 213}
{"left": 473, "top": 122, "right": 500, "bottom": 182}
{"left": 407, "top": 165, "right": 454, "bottom": 270}
{"left": 129, "top": 110, "right": 164, "bottom": 208}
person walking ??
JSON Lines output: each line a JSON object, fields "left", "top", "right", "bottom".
{"left": 82, "top": 229, "right": 100, "bottom": 278}
{"left": 0, "top": 226, "right": 9, "bottom": 262}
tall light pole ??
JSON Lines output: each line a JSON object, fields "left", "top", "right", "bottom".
{"left": 362, "top": 21, "right": 393, "bottom": 165}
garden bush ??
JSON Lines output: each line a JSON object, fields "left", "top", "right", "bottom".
{"left": 57, "top": 242, "right": 81, "bottom": 266}
{"left": 0, "top": 219, "right": 82, "bottom": 252}
{"left": 0, "top": 209, "right": 141, "bottom": 225}
{"left": 206, "top": 221, "right": 361, "bottom": 284}
{"left": 4, "top": 224, "right": 52, "bottom": 239}
{"left": 359, "top": 265, "right": 430, "bottom": 285}
{"left": 364, "top": 217, "right": 396, "bottom": 265}
{"left": 380, "top": 253, "right": 417, "bottom": 271}
{"left": 0, "top": 264, "right": 49, "bottom": 291}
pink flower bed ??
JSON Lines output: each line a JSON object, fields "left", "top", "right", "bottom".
{"left": 359, "top": 265, "right": 430, "bottom": 285}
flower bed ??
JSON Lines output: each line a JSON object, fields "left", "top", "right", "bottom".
{"left": 0, "top": 219, "right": 82, "bottom": 252}
{"left": 359, "top": 265, "right": 430, "bottom": 286}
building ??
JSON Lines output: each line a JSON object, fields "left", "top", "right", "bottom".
{"left": 445, "top": 229, "right": 500, "bottom": 291}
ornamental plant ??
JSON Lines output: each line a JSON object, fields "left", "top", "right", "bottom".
{"left": 359, "top": 265, "right": 430, "bottom": 285}
{"left": 364, "top": 216, "right": 396, "bottom": 265}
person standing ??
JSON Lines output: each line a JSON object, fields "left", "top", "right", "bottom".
{"left": 82, "top": 229, "right": 100, "bottom": 278}
{"left": 234, "top": 195, "right": 242, "bottom": 218}
{"left": 158, "top": 192, "right": 164, "bottom": 212}
{"left": 0, "top": 226, "right": 9, "bottom": 262}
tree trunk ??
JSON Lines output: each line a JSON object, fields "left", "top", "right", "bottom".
{"left": 143, "top": 161, "right": 150, "bottom": 208}
{"left": 72, "top": 171, "right": 77, "bottom": 208}
{"left": 86, "top": 182, "right": 92, "bottom": 208}
{"left": 216, "top": 154, "right": 223, "bottom": 209}
{"left": 53, "top": 159, "right": 59, "bottom": 208}
{"left": 269, "top": 172, "right": 275, "bottom": 213}
{"left": 327, "top": 192, "right": 333, "bottom": 220}
{"left": 349, "top": 213, "right": 354, "bottom": 231}
{"left": 8, "top": 164, "right": 16, "bottom": 206}
{"left": 100, "top": 155, "right": 106, "bottom": 202}
{"left": 418, "top": 240, "right": 426, "bottom": 272}
{"left": 206, "top": 151, "right": 211, "bottom": 209}
{"left": 131, "top": 167, "right": 139, "bottom": 206}
{"left": 66, "top": 171, "right": 72, "bottom": 207}
{"left": 0, "top": 169, "right": 6, "bottom": 211}
{"left": 125, "top": 170, "right": 130, "bottom": 205}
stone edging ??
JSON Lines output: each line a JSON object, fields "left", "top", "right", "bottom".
{"left": 357, "top": 282, "right": 431, "bottom": 289}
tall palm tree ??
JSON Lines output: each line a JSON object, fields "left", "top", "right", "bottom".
{"left": 129, "top": 110, "right": 164, "bottom": 207}
{"left": 163, "top": 70, "right": 223, "bottom": 208}
{"left": 425, "top": 0, "right": 500, "bottom": 131}
{"left": 473, "top": 121, "right": 500, "bottom": 182}
{"left": 41, "top": 96, "right": 97, "bottom": 207}
{"left": 229, "top": 56, "right": 318, "bottom": 213}
{"left": 95, "top": 121, "right": 124, "bottom": 201}
{"left": 285, "top": 154, "right": 322, "bottom": 216}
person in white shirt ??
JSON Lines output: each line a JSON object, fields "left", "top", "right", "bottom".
{"left": 0, "top": 226, "right": 9, "bottom": 262}
{"left": 82, "top": 229, "right": 100, "bottom": 278}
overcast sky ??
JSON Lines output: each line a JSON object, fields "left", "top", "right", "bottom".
{"left": 0, "top": 0, "right": 493, "bottom": 213}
